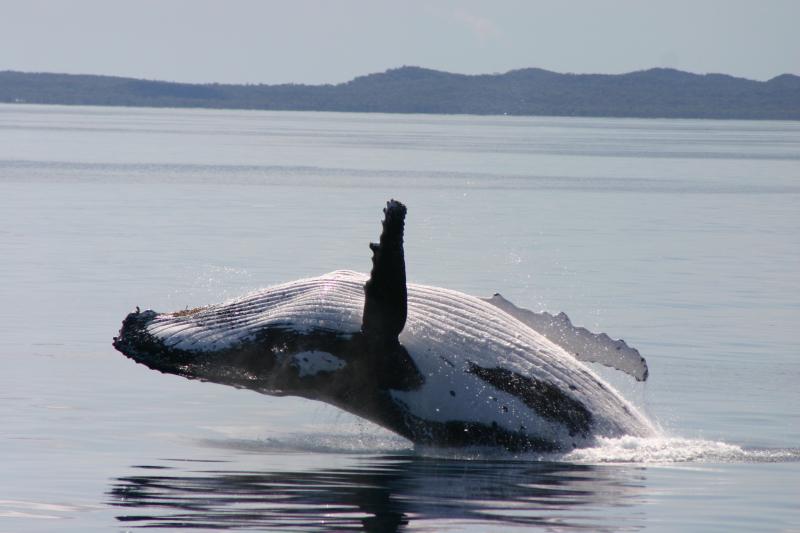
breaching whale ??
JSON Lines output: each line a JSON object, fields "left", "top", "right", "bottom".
{"left": 114, "top": 200, "right": 655, "bottom": 451}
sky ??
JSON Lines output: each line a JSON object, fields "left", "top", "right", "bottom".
{"left": 1, "top": 0, "right": 798, "bottom": 84}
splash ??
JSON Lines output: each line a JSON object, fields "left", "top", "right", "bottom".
{"left": 202, "top": 428, "right": 800, "bottom": 464}
{"left": 560, "top": 435, "right": 799, "bottom": 463}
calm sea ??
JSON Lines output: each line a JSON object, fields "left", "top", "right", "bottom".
{"left": 1, "top": 104, "right": 798, "bottom": 532}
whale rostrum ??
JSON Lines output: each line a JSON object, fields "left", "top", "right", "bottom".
{"left": 113, "top": 200, "right": 655, "bottom": 451}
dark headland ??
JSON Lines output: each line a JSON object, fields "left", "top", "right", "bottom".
{"left": 1, "top": 66, "right": 798, "bottom": 120}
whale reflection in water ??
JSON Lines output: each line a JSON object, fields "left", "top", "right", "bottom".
{"left": 109, "top": 453, "right": 646, "bottom": 532}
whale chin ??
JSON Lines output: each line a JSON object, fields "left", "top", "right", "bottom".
{"left": 113, "top": 308, "right": 285, "bottom": 392}
{"left": 113, "top": 310, "right": 174, "bottom": 372}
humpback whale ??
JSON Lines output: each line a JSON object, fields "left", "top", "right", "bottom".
{"left": 114, "top": 200, "right": 655, "bottom": 451}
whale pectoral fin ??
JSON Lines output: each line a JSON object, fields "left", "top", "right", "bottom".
{"left": 482, "top": 293, "right": 649, "bottom": 382}
{"left": 361, "top": 200, "right": 408, "bottom": 344}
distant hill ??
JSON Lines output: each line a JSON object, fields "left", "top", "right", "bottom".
{"left": 1, "top": 66, "right": 798, "bottom": 119}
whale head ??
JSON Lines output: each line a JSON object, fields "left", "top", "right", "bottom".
{"left": 113, "top": 270, "right": 424, "bottom": 437}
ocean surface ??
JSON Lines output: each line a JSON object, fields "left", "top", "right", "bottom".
{"left": 0, "top": 104, "right": 798, "bottom": 532}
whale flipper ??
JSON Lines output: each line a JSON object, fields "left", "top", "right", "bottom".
{"left": 482, "top": 293, "right": 649, "bottom": 382}
{"left": 362, "top": 200, "right": 408, "bottom": 346}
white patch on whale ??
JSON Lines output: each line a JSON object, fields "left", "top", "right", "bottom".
{"left": 291, "top": 351, "right": 346, "bottom": 377}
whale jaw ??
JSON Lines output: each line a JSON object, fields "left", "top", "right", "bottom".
{"left": 113, "top": 307, "right": 357, "bottom": 395}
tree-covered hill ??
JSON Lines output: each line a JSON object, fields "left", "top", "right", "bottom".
{"left": 1, "top": 66, "right": 798, "bottom": 119}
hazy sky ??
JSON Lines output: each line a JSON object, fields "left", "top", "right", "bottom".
{"left": 2, "top": 0, "right": 798, "bottom": 84}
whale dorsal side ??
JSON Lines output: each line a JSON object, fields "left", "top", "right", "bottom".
{"left": 482, "top": 293, "right": 649, "bottom": 382}
{"left": 361, "top": 200, "right": 408, "bottom": 346}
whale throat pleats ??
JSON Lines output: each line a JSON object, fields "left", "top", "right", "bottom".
{"left": 362, "top": 199, "right": 408, "bottom": 345}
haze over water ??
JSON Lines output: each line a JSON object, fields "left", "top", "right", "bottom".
{"left": 0, "top": 104, "right": 798, "bottom": 531}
